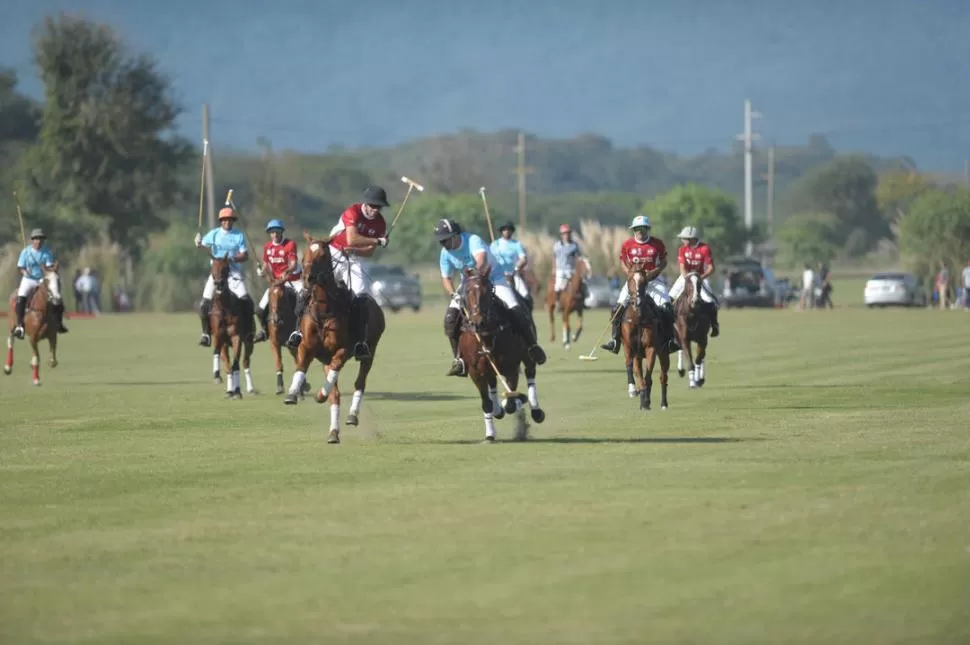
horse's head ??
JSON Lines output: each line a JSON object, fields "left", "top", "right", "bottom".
{"left": 686, "top": 272, "right": 702, "bottom": 308}
{"left": 626, "top": 268, "right": 646, "bottom": 309}
{"left": 302, "top": 232, "right": 335, "bottom": 290}
{"left": 43, "top": 264, "right": 62, "bottom": 304}
{"left": 210, "top": 252, "right": 231, "bottom": 288}
{"left": 463, "top": 266, "right": 494, "bottom": 327}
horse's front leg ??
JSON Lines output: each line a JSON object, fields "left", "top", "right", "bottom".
{"left": 284, "top": 320, "right": 316, "bottom": 404}
{"left": 562, "top": 310, "right": 571, "bottom": 349}
{"left": 695, "top": 341, "right": 707, "bottom": 387}
{"left": 47, "top": 332, "right": 58, "bottom": 369}
{"left": 4, "top": 331, "right": 14, "bottom": 375}
{"left": 228, "top": 331, "right": 243, "bottom": 399}
{"left": 678, "top": 321, "right": 697, "bottom": 387}
{"left": 641, "top": 342, "right": 656, "bottom": 411}
{"left": 524, "top": 358, "right": 545, "bottom": 424}
{"left": 573, "top": 307, "right": 584, "bottom": 343}
{"left": 29, "top": 336, "right": 40, "bottom": 386}
{"left": 658, "top": 349, "right": 670, "bottom": 409}
{"left": 212, "top": 347, "right": 222, "bottom": 384}
{"left": 272, "top": 339, "right": 285, "bottom": 395}
{"left": 547, "top": 301, "right": 556, "bottom": 343}
{"left": 625, "top": 327, "right": 643, "bottom": 401}
{"left": 322, "top": 364, "right": 342, "bottom": 444}
{"left": 243, "top": 338, "right": 256, "bottom": 394}
{"left": 479, "top": 372, "right": 497, "bottom": 442}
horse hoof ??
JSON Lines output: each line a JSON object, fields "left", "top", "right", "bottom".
{"left": 213, "top": 375, "right": 222, "bottom": 384}
{"left": 283, "top": 394, "right": 298, "bottom": 405}
{"left": 301, "top": 382, "right": 312, "bottom": 394}
{"left": 563, "top": 343, "right": 571, "bottom": 351}
{"left": 2, "top": 365, "right": 10, "bottom": 375}
{"left": 315, "top": 389, "right": 327, "bottom": 404}
{"left": 33, "top": 379, "right": 41, "bottom": 387}
{"left": 275, "top": 386, "right": 284, "bottom": 395}
{"left": 661, "top": 404, "right": 668, "bottom": 410}
{"left": 689, "top": 381, "right": 698, "bottom": 389}
{"left": 482, "top": 436, "right": 496, "bottom": 444}
{"left": 49, "top": 360, "right": 58, "bottom": 369}
{"left": 697, "top": 379, "right": 705, "bottom": 387}
{"left": 677, "top": 369, "right": 685, "bottom": 378}
{"left": 327, "top": 430, "right": 340, "bottom": 444}
{"left": 247, "top": 389, "right": 257, "bottom": 395}
{"left": 504, "top": 398, "right": 518, "bottom": 414}
{"left": 531, "top": 408, "right": 545, "bottom": 424}
{"left": 346, "top": 413, "right": 359, "bottom": 427}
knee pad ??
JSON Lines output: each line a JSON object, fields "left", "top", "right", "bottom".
{"left": 444, "top": 307, "right": 461, "bottom": 332}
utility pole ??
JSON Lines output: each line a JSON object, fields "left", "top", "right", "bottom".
{"left": 202, "top": 104, "right": 216, "bottom": 228}
{"left": 965, "top": 159, "right": 969, "bottom": 188}
{"left": 513, "top": 131, "right": 535, "bottom": 230}
{"left": 765, "top": 145, "right": 775, "bottom": 239}
{"left": 737, "top": 99, "right": 761, "bottom": 256}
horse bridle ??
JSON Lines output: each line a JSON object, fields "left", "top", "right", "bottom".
{"left": 302, "top": 243, "right": 343, "bottom": 320}
{"left": 463, "top": 272, "right": 497, "bottom": 334}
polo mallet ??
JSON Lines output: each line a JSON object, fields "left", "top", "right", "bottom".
{"left": 197, "top": 139, "right": 209, "bottom": 230}
{"left": 478, "top": 186, "right": 495, "bottom": 242}
{"left": 12, "top": 191, "right": 27, "bottom": 246}
{"left": 578, "top": 302, "right": 625, "bottom": 361}
{"left": 386, "top": 176, "right": 425, "bottom": 235}
{"left": 224, "top": 188, "right": 260, "bottom": 259}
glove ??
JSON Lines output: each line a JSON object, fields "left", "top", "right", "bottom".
{"left": 193, "top": 232, "right": 202, "bottom": 247}
{"left": 450, "top": 291, "right": 462, "bottom": 304}
{"left": 256, "top": 265, "right": 264, "bottom": 277}
{"left": 376, "top": 237, "right": 388, "bottom": 248}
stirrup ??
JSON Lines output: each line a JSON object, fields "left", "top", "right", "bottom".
{"left": 447, "top": 358, "right": 466, "bottom": 377}
{"left": 285, "top": 330, "right": 303, "bottom": 348}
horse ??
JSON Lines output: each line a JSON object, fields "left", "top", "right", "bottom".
{"left": 4, "top": 266, "right": 62, "bottom": 386}
{"left": 545, "top": 258, "right": 589, "bottom": 350}
{"left": 265, "top": 281, "right": 302, "bottom": 395}
{"left": 674, "top": 272, "right": 712, "bottom": 388}
{"left": 621, "top": 269, "right": 670, "bottom": 411}
{"left": 284, "top": 233, "right": 385, "bottom": 445}
{"left": 209, "top": 253, "right": 255, "bottom": 399}
{"left": 459, "top": 267, "right": 545, "bottom": 442}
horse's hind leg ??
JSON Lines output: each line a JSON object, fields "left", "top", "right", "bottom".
{"left": 547, "top": 302, "right": 556, "bottom": 343}
{"left": 322, "top": 366, "right": 341, "bottom": 444}
{"left": 524, "top": 359, "right": 545, "bottom": 424}
{"left": 572, "top": 308, "right": 584, "bottom": 343}
{"left": 659, "top": 350, "right": 670, "bottom": 410}
{"left": 695, "top": 342, "right": 707, "bottom": 387}
{"left": 48, "top": 333, "right": 58, "bottom": 368}
{"left": 243, "top": 339, "right": 256, "bottom": 394}
{"left": 29, "top": 336, "right": 40, "bottom": 386}
{"left": 478, "top": 375, "right": 497, "bottom": 442}
{"left": 345, "top": 357, "right": 374, "bottom": 426}
{"left": 3, "top": 333, "right": 13, "bottom": 375}
{"left": 640, "top": 348, "right": 654, "bottom": 411}
{"left": 562, "top": 311, "right": 571, "bottom": 350}
{"left": 677, "top": 349, "right": 685, "bottom": 378}
{"left": 230, "top": 335, "right": 243, "bottom": 399}
{"left": 212, "top": 347, "right": 222, "bottom": 384}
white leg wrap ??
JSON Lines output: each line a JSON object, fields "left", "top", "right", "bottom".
{"left": 244, "top": 367, "right": 254, "bottom": 392}
{"left": 212, "top": 353, "right": 221, "bottom": 374}
{"left": 231, "top": 370, "right": 240, "bottom": 391}
{"left": 677, "top": 350, "right": 684, "bottom": 371}
{"left": 330, "top": 404, "right": 340, "bottom": 431}
{"left": 226, "top": 371, "right": 235, "bottom": 392}
{"left": 319, "top": 368, "right": 340, "bottom": 399}
{"left": 527, "top": 378, "right": 539, "bottom": 408}
{"left": 484, "top": 413, "right": 496, "bottom": 439}
{"left": 350, "top": 390, "right": 363, "bottom": 415}
{"left": 288, "top": 370, "right": 306, "bottom": 395}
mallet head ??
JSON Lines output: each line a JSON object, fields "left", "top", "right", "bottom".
{"left": 401, "top": 176, "right": 425, "bottom": 192}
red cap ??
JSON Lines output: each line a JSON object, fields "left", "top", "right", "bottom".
{"left": 218, "top": 207, "right": 237, "bottom": 220}
{"left": 559, "top": 224, "right": 571, "bottom": 234}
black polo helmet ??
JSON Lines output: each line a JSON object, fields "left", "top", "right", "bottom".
{"left": 433, "top": 218, "right": 462, "bottom": 242}
{"left": 498, "top": 221, "right": 516, "bottom": 233}
{"left": 362, "top": 185, "right": 390, "bottom": 207}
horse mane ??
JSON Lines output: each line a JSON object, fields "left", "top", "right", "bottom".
{"left": 303, "top": 231, "right": 332, "bottom": 246}
{"left": 675, "top": 272, "right": 700, "bottom": 318}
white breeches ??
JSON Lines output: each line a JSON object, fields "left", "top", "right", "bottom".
{"left": 330, "top": 245, "right": 368, "bottom": 296}
{"left": 511, "top": 273, "right": 529, "bottom": 298}
{"left": 258, "top": 279, "right": 304, "bottom": 310}
{"left": 669, "top": 275, "right": 716, "bottom": 304}
{"left": 554, "top": 270, "right": 574, "bottom": 292}
{"left": 17, "top": 277, "right": 41, "bottom": 298}
{"left": 203, "top": 272, "right": 248, "bottom": 300}
{"left": 618, "top": 278, "right": 670, "bottom": 308}
{"left": 449, "top": 282, "right": 519, "bottom": 311}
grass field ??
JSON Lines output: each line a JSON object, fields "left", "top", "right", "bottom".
{"left": 2, "top": 306, "right": 969, "bottom": 644}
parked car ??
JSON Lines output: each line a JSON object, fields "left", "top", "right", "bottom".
{"left": 863, "top": 272, "right": 926, "bottom": 308}
{"left": 584, "top": 275, "right": 616, "bottom": 309}
{"left": 363, "top": 262, "right": 422, "bottom": 312}
{"left": 720, "top": 256, "right": 776, "bottom": 308}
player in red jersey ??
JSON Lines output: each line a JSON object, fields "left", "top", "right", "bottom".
{"left": 668, "top": 226, "right": 719, "bottom": 337}
{"left": 252, "top": 219, "right": 302, "bottom": 343}
{"left": 286, "top": 186, "right": 390, "bottom": 359}
{"left": 600, "top": 214, "right": 678, "bottom": 354}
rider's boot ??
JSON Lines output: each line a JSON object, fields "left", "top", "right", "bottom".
{"left": 709, "top": 301, "right": 720, "bottom": 337}
{"left": 53, "top": 302, "right": 68, "bottom": 333}
{"left": 444, "top": 307, "right": 466, "bottom": 377}
{"left": 253, "top": 306, "right": 269, "bottom": 343}
{"left": 664, "top": 303, "right": 680, "bottom": 352}
{"left": 351, "top": 295, "right": 372, "bottom": 360}
{"left": 13, "top": 296, "right": 27, "bottom": 339}
{"left": 198, "top": 298, "right": 212, "bottom": 347}
{"left": 600, "top": 303, "right": 626, "bottom": 354}
{"left": 286, "top": 291, "right": 307, "bottom": 349}
{"left": 239, "top": 295, "right": 256, "bottom": 342}
{"left": 509, "top": 305, "right": 547, "bottom": 365}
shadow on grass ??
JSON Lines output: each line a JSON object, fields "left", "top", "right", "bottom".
{"left": 365, "top": 391, "right": 473, "bottom": 402}
{"left": 78, "top": 380, "right": 200, "bottom": 387}
{"left": 425, "top": 436, "right": 759, "bottom": 445}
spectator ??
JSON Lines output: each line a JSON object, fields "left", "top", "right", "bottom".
{"left": 962, "top": 260, "right": 970, "bottom": 310}
{"left": 76, "top": 268, "right": 95, "bottom": 315}
{"left": 817, "top": 261, "right": 833, "bottom": 309}
{"left": 72, "top": 269, "right": 83, "bottom": 312}
{"left": 89, "top": 269, "right": 101, "bottom": 314}
{"left": 935, "top": 262, "right": 949, "bottom": 310}
{"left": 799, "top": 263, "right": 816, "bottom": 310}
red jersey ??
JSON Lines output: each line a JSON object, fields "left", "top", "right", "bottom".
{"left": 329, "top": 203, "right": 387, "bottom": 253}
{"left": 262, "top": 239, "right": 300, "bottom": 282}
{"left": 678, "top": 242, "right": 713, "bottom": 273}
{"left": 620, "top": 237, "right": 667, "bottom": 271}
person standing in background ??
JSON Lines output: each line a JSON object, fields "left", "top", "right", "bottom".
{"left": 799, "top": 263, "right": 816, "bottom": 310}
{"left": 961, "top": 260, "right": 970, "bottom": 310}
{"left": 72, "top": 269, "right": 83, "bottom": 312}
{"left": 935, "top": 262, "right": 949, "bottom": 310}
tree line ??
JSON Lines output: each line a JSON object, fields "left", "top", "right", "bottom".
{"left": 2, "top": 14, "right": 968, "bottom": 311}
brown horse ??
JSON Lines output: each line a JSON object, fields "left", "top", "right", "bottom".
{"left": 265, "top": 281, "right": 301, "bottom": 395}
{"left": 621, "top": 269, "right": 670, "bottom": 411}
{"left": 459, "top": 267, "right": 545, "bottom": 442}
{"left": 545, "top": 259, "right": 589, "bottom": 350}
{"left": 4, "top": 267, "right": 62, "bottom": 385}
{"left": 284, "top": 234, "right": 385, "bottom": 444}
{"left": 674, "top": 272, "right": 712, "bottom": 388}
{"left": 209, "top": 254, "right": 255, "bottom": 399}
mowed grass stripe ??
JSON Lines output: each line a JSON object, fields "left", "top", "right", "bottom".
{"left": 1, "top": 308, "right": 969, "bottom": 644}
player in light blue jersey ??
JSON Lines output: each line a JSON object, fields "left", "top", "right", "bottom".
{"left": 193, "top": 206, "right": 254, "bottom": 347}
{"left": 552, "top": 223, "right": 590, "bottom": 302}
{"left": 435, "top": 218, "right": 546, "bottom": 377}
{"left": 490, "top": 221, "right": 532, "bottom": 309}
{"left": 12, "top": 228, "right": 68, "bottom": 339}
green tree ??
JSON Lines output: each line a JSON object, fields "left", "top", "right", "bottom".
{"left": 24, "top": 14, "right": 191, "bottom": 254}
{"left": 781, "top": 155, "right": 887, "bottom": 254}
{"left": 776, "top": 212, "right": 841, "bottom": 267}
{"left": 897, "top": 188, "right": 970, "bottom": 283}
{"left": 641, "top": 184, "right": 746, "bottom": 260}
{"left": 875, "top": 170, "right": 932, "bottom": 228}
{"left": 385, "top": 194, "right": 497, "bottom": 264}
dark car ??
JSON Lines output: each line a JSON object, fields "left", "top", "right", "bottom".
{"left": 720, "top": 256, "right": 776, "bottom": 308}
{"left": 362, "top": 262, "right": 422, "bottom": 313}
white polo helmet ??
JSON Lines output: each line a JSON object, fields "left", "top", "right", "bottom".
{"left": 629, "top": 214, "right": 650, "bottom": 229}
{"left": 678, "top": 226, "right": 699, "bottom": 239}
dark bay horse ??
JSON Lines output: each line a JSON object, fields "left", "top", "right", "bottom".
{"left": 674, "top": 272, "right": 712, "bottom": 388}
{"left": 4, "top": 266, "right": 62, "bottom": 385}
{"left": 545, "top": 259, "right": 589, "bottom": 350}
{"left": 266, "top": 281, "right": 300, "bottom": 395}
{"left": 209, "top": 254, "right": 255, "bottom": 399}
{"left": 459, "top": 267, "right": 545, "bottom": 442}
{"left": 621, "top": 269, "right": 670, "bottom": 411}
{"left": 285, "top": 233, "right": 385, "bottom": 444}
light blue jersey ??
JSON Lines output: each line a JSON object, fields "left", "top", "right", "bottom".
{"left": 553, "top": 239, "right": 582, "bottom": 272}
{"left": 439, "top": 232, "right": 508, "bottom": 286}
{"left": 490, "top": 238, "right": 527, "bottom": 275}
{"left": 17, "top": 245, "right": 56, "bottom": 280}
{"left": 201, "top": 227, "right": 248, "bottom": 272}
